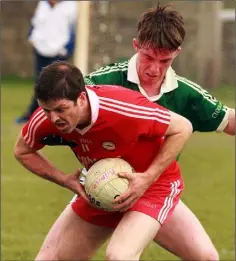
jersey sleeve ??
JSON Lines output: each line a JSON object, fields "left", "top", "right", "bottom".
{"left": 132, "top": 97, "right": 171, "bottom": 138}
{"left": 84, "top": 63, "right": 125, "bottom": 85}
{"left": 100, "top": 90, "right": 171, "bottom": 139}
{"left": 21, "top": 109, "right": 49, "bottom": 150}
{"left": 186, "top": 86, "right": 229, "bottom": 132}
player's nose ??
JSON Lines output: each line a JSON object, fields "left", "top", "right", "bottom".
{"left": 49, "top": 111, "right": 59, "bottom": 123}
{"left": 150, "top": 63, "right": 161, "bottom": 74}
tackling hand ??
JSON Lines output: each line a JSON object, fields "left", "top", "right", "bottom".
{"left": 112, "top": 172, "right": 153, "bottom": 212}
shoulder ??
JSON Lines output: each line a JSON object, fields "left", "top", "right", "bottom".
{"left": 61, "top": 1, "right": 77, "bottom": 10}
{"left": 28, "top": 108, "right": 48, "bottom": 125}
{"left": 88, "top": 85, "right": 160, "bottom": 110}
{"left": 34, "top": 1, "right": 49, "bottom": 13}
{"left": 88, "top": 84, "right": 141, "bottom": 99}
{"left": 87, "top": 60, "right": 129, "bottom": 78}
{"left": 24, "top": 108, "right": 55, "bottom": 134}
{"left": 176, "top": 75, "right": 208, "bottom": 97}
{"left": 176, "top": 75, "right": 224, "bottom": 108}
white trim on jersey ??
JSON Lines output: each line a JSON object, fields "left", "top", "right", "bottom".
{"left": 29, "top": 115, "right": 48, "bottom": 148}
{"left": 216, "top": 107, "right": 230, "bottom": 132}
{"left": 70, "top": 194, "right": 78, "bottom": 204}
{"left": 89, "top": 68, "right": 129, "bottom": 78}
{"left": 75, "top": 88, "right": 99, "bottom": 135}
{"left": 89, "top": 61, "right": 129, "bottom": 77}
{"left": 24, "top": 110, "right": 44, "bottom": 141}
{"left": 24, "top": 109, "right": 48, "bottom": 148}
{"left": 99, "top": 96, "right": 170, "bottom": 116}
{"left": 177, "top": 76, "right": 220, "bottom": 107}
{"left": 99, "top": 98, "right": 170, "bottom": 125}
{"left": 100, "top": 102, "right": 170, "bottom": 125}
{"left": 157, "top": 180, "right": 181, "bottom": 224}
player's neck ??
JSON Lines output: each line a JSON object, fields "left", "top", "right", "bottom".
{"left": 139, "top": 79, "right": 164, "bottom": 97}
{"left": 76, "top": 100, "right": 92, "bottom": 130}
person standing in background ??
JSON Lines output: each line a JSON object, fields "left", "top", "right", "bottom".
{"left": 16, "top": 0, "right": 77, "bottom": 124}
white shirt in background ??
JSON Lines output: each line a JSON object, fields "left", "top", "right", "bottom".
{"left": 29, "top": 1, "right": 78, "bottom": 57}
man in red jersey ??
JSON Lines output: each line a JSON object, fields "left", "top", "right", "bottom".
{"left": 14, "top": 61, "right": 192, "bottom": 260}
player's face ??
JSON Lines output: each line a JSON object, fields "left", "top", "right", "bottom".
{"left": 38, "top": 93, "right": 88, "bottom": 133}
{"left": 133, "top": 39, "right": 181, "bottom": 85}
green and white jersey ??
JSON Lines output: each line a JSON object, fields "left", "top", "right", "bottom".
{"left": 85, "top": 54, "right": 229, "bottom": 132}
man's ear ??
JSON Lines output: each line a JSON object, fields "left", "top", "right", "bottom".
{"left": 133, "top": 38, "right": 139, "bottom": 52}
{"left": 77, "top": 91, "right": 87, "bottom": 106}
{"left": 175, "top": 47, "right": 182, "bottom": 57}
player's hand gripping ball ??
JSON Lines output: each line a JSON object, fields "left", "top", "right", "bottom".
{"left": 84, "top": 158, "right": 134, "bottom": 211}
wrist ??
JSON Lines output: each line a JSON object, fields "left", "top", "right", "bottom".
{"left": 144, "top": 170, "right": 158, "bottom": 186}
{"left": 56, "top": 171, "right": 68, "bottom": 187}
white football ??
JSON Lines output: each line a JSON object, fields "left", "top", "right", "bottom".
{"left": 84, "top": 158, "right": 134, "bottom": 211}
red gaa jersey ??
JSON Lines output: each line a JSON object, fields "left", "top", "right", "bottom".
{"left": 22, "top": 85, "right": 172, "bottom": 172}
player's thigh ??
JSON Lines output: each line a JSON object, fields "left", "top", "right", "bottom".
{"left": 154, "top": 200, "right": 218, "bottom": 260}
{"left": 35, "top": 205, "right": 113, "bottom": 261}
{"left": 106, "top": 211, "right": 161, "bottom": 261}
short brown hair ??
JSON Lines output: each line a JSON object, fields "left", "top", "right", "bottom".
{"left": 35, "top": 61, "right": 86, "bottom": 102}
{"left": 137, "top": 2, "right": 185, "bottom": 51}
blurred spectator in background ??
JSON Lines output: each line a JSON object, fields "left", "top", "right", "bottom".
{"left": 15, "top": 0, "right": 77, "bottom": 124}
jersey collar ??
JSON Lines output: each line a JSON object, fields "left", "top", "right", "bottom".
{"left": 75, "top": 87, "right": 99, "bottom": 135}
{"left": 127, "top": 54, "right": 178, "bottom": 101}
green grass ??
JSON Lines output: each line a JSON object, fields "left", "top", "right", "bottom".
{"left": 1, "top": 79, "right": 235, "bottom": 260}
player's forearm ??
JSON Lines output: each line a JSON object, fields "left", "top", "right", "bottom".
{"left": 15, "top": 151, "right": 66, "bottom": 187}
{"left": 223, "top": 109, "right": 235, "bottom": 136}
{"left": 146, "top": 121, "right": 192, "bottom": 183}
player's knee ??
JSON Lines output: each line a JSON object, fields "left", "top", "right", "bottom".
{"left": 106, "top": 246, "right": 140, "bottom": 261}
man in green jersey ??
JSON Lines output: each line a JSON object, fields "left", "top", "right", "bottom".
{"left": 82, "top": 3, "right": 235, "bottom": 261}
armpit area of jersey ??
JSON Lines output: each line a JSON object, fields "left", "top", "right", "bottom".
{"left": 40, "top": 135, "right": 78, "bottom": 147}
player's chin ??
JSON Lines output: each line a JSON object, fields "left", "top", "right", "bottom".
{"left": 59, "top": 126, "right": 72, "bottom": 133}
{"left": 146, "top": 76, "right": 158, "bottom": 82}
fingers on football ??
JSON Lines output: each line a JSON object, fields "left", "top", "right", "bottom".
{"left": 118, "top": 171, "right": 133, "bottom": 180}
{"left": 113, "top": 194, "right": 137, "bottom": 212}
{"left": 119, "top": 197, "right": 137, "bottom": 212}
{"left": 112, "top": 189, "right": 133, "bottom": 208}
{"left": 78, "top": 184, "right": 89, "bottom": 202}
{"left": 74, "top": 168, "right": 82, "bottom": 178}
{"left": 112, "top": 197, "right": 131, "bottom": 210}
{"left": 112, "top": 189, "right": 131, "bottom": 204}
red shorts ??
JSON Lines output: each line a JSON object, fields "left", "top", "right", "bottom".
{"left": 71, "top": 163, "right": 184, "bottom": 228}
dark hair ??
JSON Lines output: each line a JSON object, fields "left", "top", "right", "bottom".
{"left": 137, "top": 2, "right": 185, "bottom": 51}
{"left": 35, "top": 61, "right": 86, "bottom": 102}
